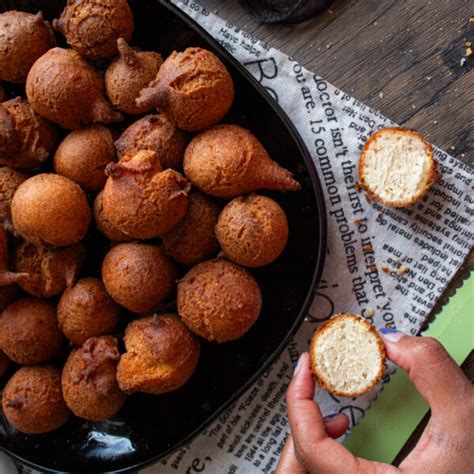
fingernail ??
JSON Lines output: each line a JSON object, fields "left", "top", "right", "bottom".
{"left": 379, "top": 327, "right": 404, "bottom": 342}
{"left": 294, "top": 353, "right": 305, "bottom": 374}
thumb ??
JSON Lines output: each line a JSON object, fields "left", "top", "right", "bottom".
{"left": 380, "top": 329, "right": 471, "bottom": 418}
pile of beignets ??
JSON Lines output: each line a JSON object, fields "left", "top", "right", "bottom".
{"left": 0, "top": 0, "right": 300, "bottom": 435}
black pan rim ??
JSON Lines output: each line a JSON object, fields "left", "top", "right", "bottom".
{"left": 0, "top": 1, "right": 328, "bottom": 472}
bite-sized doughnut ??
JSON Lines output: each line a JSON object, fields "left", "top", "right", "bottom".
{"left": 26, "top": 48, "right": 123, "bottom": 129}
{"left": 11, "top": 174, "right": 92, "bottom": 247}
{"left": 0, "top": 98, "right": 58, "bottom": 169}
{"left": 183, "top": 125, "right": 300, "bottom": 198}
{"left": 137, "top": 47, "right": 234, "bottom": 131}
{"left": 102, "top": 242, "right": 177, "bottom": 313}
{"left": 54, "top": 125, "right": 116, "bottom": 192}
{"left": 0, "top": 297, "right": 63, "bottom": 365}
{"left": 2, "top": 365, "right": 70, "bottom": 434}
{"left": 177, "top": 258, "right": 262, "bottom": 342}
{"left": 62, "top": 336, "right": 126, "bottom": 421}
{"left": 105, "top": 38, "right": 163, "bottom": 115}
{"left": 53, "top": 0, "right": 134, "bottom": 60}
{"left": 58, "top": 278, "right": 120, "bottom": 346}
{"left": 310, "top": 314, "right": 385, "bottom": 397}
{"left": 0, "top": 11, "right": 56, "bottom": 83}
{"left": 14, "top": 241, "right": 86, "bottom": 298}
{"left": 215, "top": 194, "right": 288, "bottom": 267}
{"left": 102, "top": 150, "right": 190, "bottom": 239}
{"left": 117, "top": 314, "right": 200, "bottom": 394}
{"left": 358, "top": 128, "right": 437, "bottom": 207}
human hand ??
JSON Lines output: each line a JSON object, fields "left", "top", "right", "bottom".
{"left": 276, "top": 331, "right": 474, "bottom": 473}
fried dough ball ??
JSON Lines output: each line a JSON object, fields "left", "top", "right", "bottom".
{"left": 117, "top": 314, "right": 200, "bottom": 395}
{"left": 0, "top": 98, "right": 58, "bottom": 169}
{"left": 12, "top": 174, "right": 92, "bottom": 247}
{"left": 0, "top": 166, "right": 28, "bottom": 229}
{"left": 102, "top": 243, "right": 177, "bottom": 313}
{"left": 2, "top": 365, "right": 70, "bottom": 434}
{"left": 58, "top": 278, "right": 120, "bottom": 346}
{"left": 183, "top": 125, "right": 300, "bottom": 198}
{"left": 0, "top": 297, "right": 63, "bottom": 365}
{"left": 53, "top": 0, "right": 134, "bottom": 60}
{"left": 162, "top": 193, "right": 220, "bottom": 265}
{"left": 54, "top": 125, "right": 116, "bottom": 192}
{"left": 105, "top": 38, "right": 163, "bottom": 115}
{"left": 93, "top": 191, "right": 133, "bottom": 243}
{"left": 0, "top": 349, "right": 10, "bottom": 376}
{"left": 14, "top": 241, "right": 86, "bottom": 298}
{"left": 26, "top": 48, "right": 123, "bottom": 129}
{"left": 62, "top": 336, "right": 126, "bottom": 421}
{"left": 102, "top": 150, "right": 190, "bottom": 239}
{"left": 137, "top": 47, "right": 234, "bottom": 131}
{"left": 215, "top": 194, "right": 289, "bottom": 267}
{"left": 115, "top": 114, "right": 187, "bottom": 170}
{"left": 177, "top": 258, "right": 262, "bottom": 342}
{"left": 0, "top": 11, "right": 56, "bottom": 83}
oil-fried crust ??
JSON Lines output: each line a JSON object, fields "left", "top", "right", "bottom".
{"left": 310, "top": 313, "right": 386, "bottom": 397}
{"left": 358, "top": 127, "right": 437, "bottom": 208}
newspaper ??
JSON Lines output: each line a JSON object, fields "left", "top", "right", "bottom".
{"left": 143, "top": 2, "right": 474, "bottom": 473}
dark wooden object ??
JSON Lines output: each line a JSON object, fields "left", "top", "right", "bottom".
{"left": 200, "top": 0, "right": 473, "bottom": 464}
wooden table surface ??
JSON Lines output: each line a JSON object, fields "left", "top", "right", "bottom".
{"left": 199, "top": 0, "right": 474, "bottom": 465}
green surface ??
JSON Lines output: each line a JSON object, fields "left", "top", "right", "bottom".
{"left": 345, "top": 275, "right": 474, "bottom": 463}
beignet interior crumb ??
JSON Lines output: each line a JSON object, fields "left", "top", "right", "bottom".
{"left": 312, "top": 317, "right": 383, "bottom": 394}
{"left": 362, "top": 132, "right": 432, "bottom": 204}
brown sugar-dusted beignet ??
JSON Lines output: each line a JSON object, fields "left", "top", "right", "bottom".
{"left": 0, "top": 297, "right": 63, "bottom": 365}
{"left": 0, "top": 98, "right": 58, "bottom": 169}
{"left": 183, "top": 125, "right": 300, "bottom": 198}
{"left": 162, "top": 193, "right": 220, "bottom": 266}
{"left": 0, "top": 349, "right": 10, "bottom": 377}
{"left": 215, "top": 194, "right": 289, "bottom": 267}
{"left": 102, "top": 243, "right": 177, "bottom": 314}
{"left": 115, "top": 114, "right": 188, "bottom": 170}
{"left": 26, "top": 48, "right": 123, "bottom": 129}
{"left": 2, "top": 365, "right": 70, "bottom": 434}
{"left": 102, "top": 150, "right": 190, "bottom": 239}
{"left": 12, "top": 174, "right": 92, "bottom": 247}
{"left": 177, "top": 258, "right": 262, "bottom": 342}
{"left": 14, "top": 241, "right": 86, "bottom": 298}
{"left": 53, "top": 0, "right": 134, "bottom": 60}
{"left": 117, "top": 314, "right": 200, "bottom": 395}
{"left": 137, "top": 47, "right": 234, "bottom": 131}
{"left": 105, "top": 38, "right": 163, "bottom": 115}
{"left": 0, "top": 11, "right": 56, "bottom": 83}
{"left": 58, "top": 278, "right": 120, "bottom": 346}
{"left": 62, "top": 336, "right": 126, "bottom": 421}
{"left": 54, "top": 125, "right": 116, "bottom": 192}
{"left": 93, "top": 191, "right": 133, "bottom": 243}
{"left": 0, "top": 166, "right": 28, "bottom": 229}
